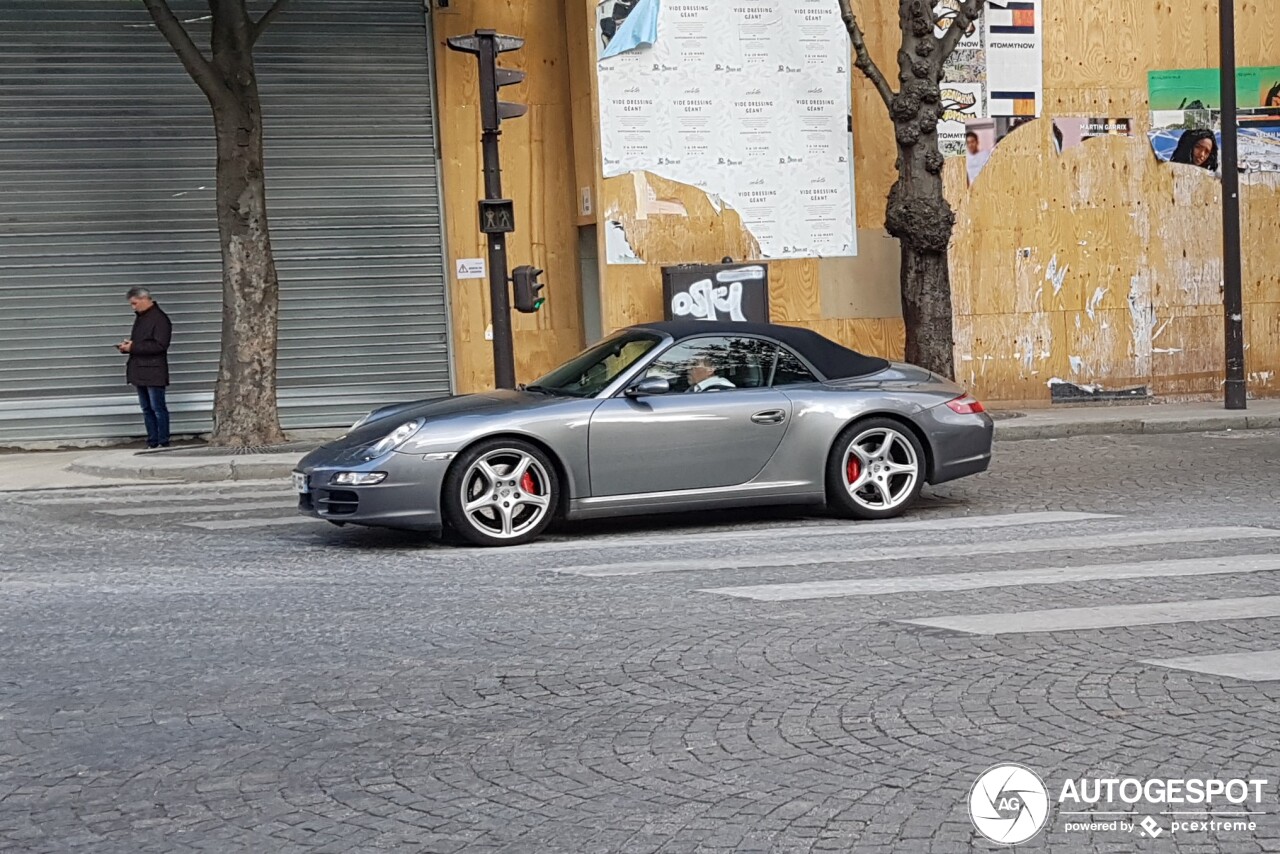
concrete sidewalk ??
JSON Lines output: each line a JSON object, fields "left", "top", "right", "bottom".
{"left": 1, "top": 400, "right": 1277, "bottom": 492}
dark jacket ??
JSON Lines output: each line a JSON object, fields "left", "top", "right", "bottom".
{"left": 126, "top": 304, "right": 172, "bottom": 387}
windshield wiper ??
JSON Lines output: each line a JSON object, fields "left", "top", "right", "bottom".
{"left": 524, "top": 384, "right": 589, "bottom": 398}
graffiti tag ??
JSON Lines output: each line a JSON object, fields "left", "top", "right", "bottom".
{"left": 671, "top": 279, "right": 747, "bottom": 322}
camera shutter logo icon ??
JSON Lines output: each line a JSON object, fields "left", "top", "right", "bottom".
{"left": 969, "top": 764, "right": 1051, "bottom": 845}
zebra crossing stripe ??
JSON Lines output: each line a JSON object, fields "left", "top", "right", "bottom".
{"left": 1143, "top": 650, "right": 1280, "bottom": 682}
{"left": 521, "top": 511, "right": 1116, "bottom": 554}
{"left": 702, "top": 554, "right": 1280, "bottom": 601}
{"left": 20, "top": 490, "right": 293, "bottom": 506}
{"left": 900, "top": 595, "right": 1280, "bottom": 636}
{"left": 183, "top": 516, "right": 317, "bottom": 531}
{"left": 556, "top": 527, "right": 1280, "bottom": 578}
{"left": 97, "top": 500, "right": 296, "bottom": 517}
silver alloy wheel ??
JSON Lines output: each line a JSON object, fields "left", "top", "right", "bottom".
{"left": 459, "top": 449, "right": 552, "bottom": 540}
{"left": 842, "top": 426, "right": 919, "bottom": 511}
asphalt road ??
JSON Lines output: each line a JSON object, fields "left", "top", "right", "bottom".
{"left": 3, "top": 430, "right": 1280, "bottom": 853}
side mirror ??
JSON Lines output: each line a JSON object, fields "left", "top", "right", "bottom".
{"left": 626, "top": 376, "right": 670, "bottom": 397}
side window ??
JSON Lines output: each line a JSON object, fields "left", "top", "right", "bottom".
{"left": 644, "top": 336, "right": 775, "bottom": 393}
{"left": 770, "top": 346, "right": 819, "bottom": 386}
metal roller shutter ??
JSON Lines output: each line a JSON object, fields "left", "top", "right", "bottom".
{"left": 0, "top": 0, "right": 452, "bottom": 444}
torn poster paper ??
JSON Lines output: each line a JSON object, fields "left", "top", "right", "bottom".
{"left": 599, "top": 0, "right": 660, "bottom": 60}
{"left": 936, "top": 0, "right": 1044, "bottom": 157}
{"left": 605, "top": 220, "right": 644, "bottom": 265}
{"left": 596, "top": 0, "right": 856, "bottom": 260}
{"left": 1052, "top": 117, "right": 1134, "bottom": 153}
{"left": 964, "top": 115, "right": 1037, "bottom": 184}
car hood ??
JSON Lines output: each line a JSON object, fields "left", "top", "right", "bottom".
{"left": 314, "top": 389, "right": 570, "bottom": 455}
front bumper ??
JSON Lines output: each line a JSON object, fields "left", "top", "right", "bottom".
{"left": 294, "top": 449, "right": 453, "bottom": 532}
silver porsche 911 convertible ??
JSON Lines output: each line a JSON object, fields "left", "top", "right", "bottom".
{"left": 294, "top": 321, "right": 993, "bottom": 546}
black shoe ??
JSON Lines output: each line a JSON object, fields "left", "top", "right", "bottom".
{"left": 158, "top": 443, "right": 171, "bottom": 448}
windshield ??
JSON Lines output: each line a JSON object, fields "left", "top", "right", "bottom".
{"left": 529, "top": 330, "right": 663, "bottom": 397}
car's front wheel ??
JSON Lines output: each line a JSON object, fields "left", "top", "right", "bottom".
{"left": 825, "top": 418, "right": 925, "bottom": 520}
{"left": 442, "top": 438, "right": 559, "bottom": 546}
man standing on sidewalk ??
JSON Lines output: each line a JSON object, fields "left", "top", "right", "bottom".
{"left": 118, "top": 287, "right": 173, "bottom": 448}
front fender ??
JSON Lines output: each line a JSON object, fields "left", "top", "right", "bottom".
{"left": 394, "top": 398, "right": 599, "bottom": 499}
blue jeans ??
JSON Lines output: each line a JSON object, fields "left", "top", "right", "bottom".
{"left": 135, "top": 386, "right": 170, "bottom": 447}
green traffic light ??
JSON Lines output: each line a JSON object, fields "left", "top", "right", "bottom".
{"left": 533, "top": 298, "right": 545, "bottom": 310}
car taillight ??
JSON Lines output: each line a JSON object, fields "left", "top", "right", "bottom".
{"left": 946, "top": 393, "right": 986, "bottom": 415}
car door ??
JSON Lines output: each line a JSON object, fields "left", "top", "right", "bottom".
{"left": 588, "top": 335, "right": 792, "bottom": 496}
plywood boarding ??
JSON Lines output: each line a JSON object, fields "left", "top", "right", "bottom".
{"left": 564, "top": 0, "right": 600, "bottom": 228}
{"left": 434, "top": 3, "right": 584, "bottom": 392}
{"left": 938, "top": 0, "right": 1280, "bottom": 402}
{"left": 596, "top": 169, "right": 903, "bottom": 347}
{"left": 588, "top": 0, "right": 904, "bottom": 361}
{"left": 583, "top": 0, "right": 1278, "bottom": 402}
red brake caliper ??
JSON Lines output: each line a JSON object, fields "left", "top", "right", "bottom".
{"left": 846, "top": 455, "right": 861, "bottom": 485}
{"left": 520, "top": 471, "right": 537, "bottom": 495}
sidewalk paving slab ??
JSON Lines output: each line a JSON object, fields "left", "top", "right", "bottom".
{"left": 0, "top": 451, "right": 176, "bottom": 493}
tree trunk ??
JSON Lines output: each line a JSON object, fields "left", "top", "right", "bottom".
{"left": 142, "top": 0, "right": 289, "bottom": 447}
{"left": 880, "top": 0, "right": 957, "bottom": 380}
{"left": 208, "top": 29, "right": 284, "bottom": 446}
{"left": 899, "top": 243, "right": 954, "bottom": 374}
{"left": 886, "top": 126, "right": 956, "bottom": 378}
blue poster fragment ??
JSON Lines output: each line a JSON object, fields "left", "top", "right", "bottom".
{"left": 599, "top": 0, "right": 660, "bottom": 60}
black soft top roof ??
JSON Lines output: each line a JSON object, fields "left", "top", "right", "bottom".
{"left": 632, "top": 321, "right": 891, "bottom": 380}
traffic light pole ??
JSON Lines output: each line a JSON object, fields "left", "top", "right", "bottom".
{"left": 1219, "top": 0, "right": 1247, "bottom": 409}
{"left": 448, "top": 29, "right": 531, "bottom": 390}
{"left": 478, "top": 37, "right": 516, "bottom": 390}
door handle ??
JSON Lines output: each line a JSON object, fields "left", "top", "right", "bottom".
{"left": 751, "top": 409, "right": 786, "bottom": 425}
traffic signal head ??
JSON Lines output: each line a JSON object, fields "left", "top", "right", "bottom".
{"left": 446, "top": 31, "right": 528, "bottom": 131}
{"left": 512, "top": 265, "right": 545, "bottom": 313}
{"left": 491, "top": 66, "right": 527, "bottom": 126}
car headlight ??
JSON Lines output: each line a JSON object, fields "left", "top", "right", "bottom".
{"left": 330, "top": 471, "right": 388, "bottom": 486}
{"left": 366, "top": 418, "right": 424, "bottom": 456}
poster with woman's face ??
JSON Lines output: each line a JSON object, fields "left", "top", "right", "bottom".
{"left": 1148, "top": 66, "right": 1280, "bottom": 175}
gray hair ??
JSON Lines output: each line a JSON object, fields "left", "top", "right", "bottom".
{"left": 126, "top": 287, "right": 152, "bottom": 300}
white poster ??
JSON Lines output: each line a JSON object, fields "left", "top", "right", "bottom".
{"left": 984, "top": 0, "right": 1043, "bottom": 118}
{"left": 596, "top": 0, "right": 857, "bottom": 260}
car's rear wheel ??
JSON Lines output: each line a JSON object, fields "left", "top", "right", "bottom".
{"left": 825, "top": 418, "right": 925, "bottom": 520}
{"left": 442, "top": 438, "right": 559, "bottom": 546}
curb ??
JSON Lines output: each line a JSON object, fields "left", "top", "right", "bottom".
{"left": 68, "top": 455, "right": 302, "bottom": 483}
{"left": 993, "top": 412, "right": 1278, "bottom": 441}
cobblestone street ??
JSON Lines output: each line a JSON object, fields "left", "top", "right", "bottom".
{"left": 3, "top": 430, "right": 1280, "bottom": 853}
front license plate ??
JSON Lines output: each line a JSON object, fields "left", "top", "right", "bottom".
{"left": 293, "top": 472, "right": 309, "bottom": 494}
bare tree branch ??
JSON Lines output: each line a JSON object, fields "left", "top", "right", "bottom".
{"left": 838, "top": 0, "right": 895, "bottom": 109}
{"left": 140, "top": 0, "right": 228, "bottom": 101}
{"left": 252, "top": 0, "right": 292, "bottom": 45}
{"left": 937, "top": 0, "right": 984, "bottom": 61}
